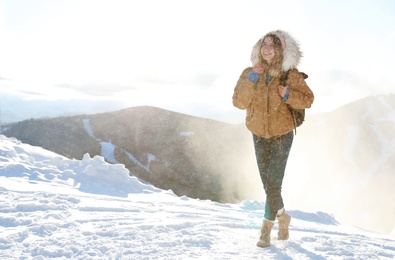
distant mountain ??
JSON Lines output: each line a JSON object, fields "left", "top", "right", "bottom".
{"left": 2, "top": 94, "right": 395, "bottom": 235}
{"left": 0, "top": 93, "right": 125, "bottom": 123}
{"left": 285, "top": 94, "right": 395, "bottom": 235}
{"left": 1, "top": 106, "right": 257, "bottom": 203}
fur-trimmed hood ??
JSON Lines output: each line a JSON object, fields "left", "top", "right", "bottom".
{"left": 250, "top": 30, "right": 302, "bottom": 72}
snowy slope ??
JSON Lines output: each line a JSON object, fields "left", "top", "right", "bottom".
{"left": 1, "top": 135, "right": 394, "bottom": 259}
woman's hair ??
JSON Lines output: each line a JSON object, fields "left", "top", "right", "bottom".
{"left": 259, "top": 33, "right": 284, "bottom": 77}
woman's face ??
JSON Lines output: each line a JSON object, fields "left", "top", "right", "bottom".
{"left": 260, "top": 37, "right": 275, "bottom": 64}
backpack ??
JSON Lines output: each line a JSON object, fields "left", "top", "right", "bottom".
{"left": 280, "top": 70, "right": 308, "bottom": 134}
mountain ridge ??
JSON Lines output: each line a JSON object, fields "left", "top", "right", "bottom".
{"left": 2, "top": 105, "right": 256, "bottom": 203}
{"left": 2, "top": 94, "right": 395, "bottom": 235}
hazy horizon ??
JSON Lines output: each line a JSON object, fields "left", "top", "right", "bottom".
{"left": 1, "top": 0, "right": 395, "bottom": 124}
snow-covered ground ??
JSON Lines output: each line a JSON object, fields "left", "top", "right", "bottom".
{"left": 1, "top": 135, "right": 394, "bottom": 259}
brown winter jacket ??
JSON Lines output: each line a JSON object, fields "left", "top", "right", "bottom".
{"left": 233, "top": 67, "right": 314, "bottom": 138}
{"left": 233, "top": 30, "right": 314, "bottom": 138}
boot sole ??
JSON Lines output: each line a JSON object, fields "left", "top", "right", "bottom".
{"left": 256, "top": 240, "right": 270, "bottom": 247}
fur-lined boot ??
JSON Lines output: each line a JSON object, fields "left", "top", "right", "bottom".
{"left": 256, "top": 219, "right": 274, "bottom": 247}
{"left": 277, "top": 211, "right": 291, "bottom": 240}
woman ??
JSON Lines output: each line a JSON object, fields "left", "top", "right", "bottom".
{"left": 232, "top": 30, "right": 314, "bottom": 247}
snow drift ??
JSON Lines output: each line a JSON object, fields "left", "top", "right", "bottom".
{"left": 1, "top": 135, "right": 394, "bottom": 259}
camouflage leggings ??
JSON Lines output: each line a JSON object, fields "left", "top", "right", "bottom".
{"left": 253, "top": 131, "right": 294, "bottom": 221}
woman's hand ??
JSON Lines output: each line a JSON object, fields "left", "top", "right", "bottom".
{"left": 278, "top": 85, "right": 288, "bottom": 98}
{"left": 252, "top": 64, "right": 264, "bottom": 73}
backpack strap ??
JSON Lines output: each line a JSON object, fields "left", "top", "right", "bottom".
{"left": 280, "top": 70, "right": 290, "bottom": 87}
{"left": 280, "top": 70, "right": 298, "bottom": 135}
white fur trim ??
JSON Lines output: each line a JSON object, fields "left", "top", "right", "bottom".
{"left": 250, "top": 30, "right": 302, "bottom": 71}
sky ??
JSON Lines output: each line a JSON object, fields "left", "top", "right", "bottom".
{"left": 1, "top": 0, "right": 395, "bottom": 123}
